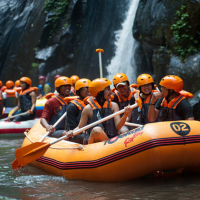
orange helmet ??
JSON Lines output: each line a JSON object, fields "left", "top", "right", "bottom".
{"left": 75, "top": 78, "right": 91, "bottom": 91}
{"left": 70, "top": 75, "right": 79, "bottom": 85}
{"left": 89, "top": 78, "right": 111, "bottom": 97}
{"left": 6, "top": 80, "right": 15, "bottom": 89}
{"left": 137, "top": 74, "right": 154, "bottom": 87}
{"left": 55, "top": 76, "right": 71, "bottom": 88}
{"left": 159, "top": 75, "right": 183, "bottom": 92}
{"left": 20, "top": 77, "right": 32, "bottom": 86}
{"left": 0, "top": 81, "right": 2, "bottom": 87}
{"left": 112, "top": 73, "right": 129, "bottom": 87}
{"left": 15, "top": 80, "right": 21, "bottom": 87}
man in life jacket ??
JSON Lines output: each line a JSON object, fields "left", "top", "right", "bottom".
{"left": 1, "top": 80, "right": 18, "bottom": 117}
{"left": 69, "top": 75, "right": 79, "bottom": 96}
{"left": 38, "top": 75, "right": 52, "bottom": 96}
{"left": 64, "top": 78, "right": 132, "bottom": 144}
{"left": 7, "top": 77, "right": 37, "bottom": 121}
{"left": 66, "top": 78, "right": 91, "bottom": 144}
{"left": 148, "top": 75, "right": 194, "bottom": 122}
{"left": 112, "top": 73, "right": 135, "bottom": 132}
{"left": 129, "top": 74, "right": 158, "bottom": 125}
{"left": 112, "top": 73, "right": 135, "bottom": 110}
{"left": 40, "top": 76, "right": 71, "bottom": 138}
{"left": 14, "top": 80, "right": 22, "bottom": 94}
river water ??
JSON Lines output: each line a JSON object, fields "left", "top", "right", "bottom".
{"left": 1, "top": 136, "right": 200, "bottom": 199}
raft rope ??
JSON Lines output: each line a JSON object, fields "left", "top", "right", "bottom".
{"left": 24, "top": 130, "right": 84, "bottom": 150}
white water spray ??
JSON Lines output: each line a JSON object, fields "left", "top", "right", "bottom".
{"left": 106, "top": 0, "right": 139, "bottom": 84}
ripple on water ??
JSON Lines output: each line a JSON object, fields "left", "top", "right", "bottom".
{"left": 14, "top": 175, "right": 68, "bottom": 188}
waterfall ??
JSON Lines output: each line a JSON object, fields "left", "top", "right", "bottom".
{"left": 106, "top": 0, "right": 139, "bottom": 85}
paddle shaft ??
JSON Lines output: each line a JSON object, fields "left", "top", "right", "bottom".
{"left": 98, "top": 52, "right": 103, "bottom": 78}
{"left": 50, "top": 102, "right": 139, "bottom": 145}
{"left": 1, "top": 111, "right": 27, "bottom": 121}
{"left": 125, "top": 122, "right": 143, "bottom": 127}
{"left": 39, "top": 112, "right": 67, "bottom": 142}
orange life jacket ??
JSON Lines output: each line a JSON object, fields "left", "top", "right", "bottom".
{"left": 159, "top": 95, "right": 186, "bottom": 121}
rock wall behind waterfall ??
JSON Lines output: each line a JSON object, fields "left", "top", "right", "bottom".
{"left": 0, "top": 0, "right": 129, "bottom": 86}
{"left": 133, "top": 0, "right": 200, "bottom": 94}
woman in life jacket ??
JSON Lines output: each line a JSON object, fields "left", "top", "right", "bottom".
{"left": 7, "top": 77, "right": 37, "bottom": 121}
{"left": 69, "top": 75, "right": 79, "bottom": 96}
{"left": 129, "top": 74, "right": 158, "bottom": 125}
{"left": 40, "top": 76, "right": 71, "bottom": 138}
{"left": 66, "top": 78, "right": 91, "bottom": 144}
{"left": 148, "top": 75, "right": 194, "bottom": 122}
{"left": 2, "top": 80, "right": 18, "bottom": 117}
{"left": 64, "top": 78, "right": 132, "bottom": 144}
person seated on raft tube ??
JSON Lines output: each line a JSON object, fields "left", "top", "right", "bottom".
{"left": 128, "top": 74, "right": 159, "bottom": 125}
{"left": 64, "top": 78, "right": 132, "bottom": 144}
{"left": 7, "top": 77, "right": 37, "bottom": 121}
{"left": 111, "top": 73, "right": 135, "bottom": 133}
{"left": 1, "top": 80, "right": 18, "bottom": 117}
{"left": 40, "top": 76, "right": 71, "bottom": 138}
{"left": 38, "top": 75, "right": 52, "bottom": 97}
{"left": 148, "top": 75, "right": 194, "bottom": 122}
{"left": 69, "top": 75, "right": 79, "bottom": 96}
{"left": 66, "top": 78, "right": 91, "bottom": 144}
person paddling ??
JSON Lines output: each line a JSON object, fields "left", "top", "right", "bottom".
{"left": 2, "top": 80, "right": 18, "bottom": 117}
{"left": 66, "top": 78, "right": 91, "bottom": 143}
{"left": 69, "top": 75, "right": 79, "bottom": 96}
{"left": 128, "top": 74, "right": 158, "bottom": 125}
{"left": 7, "top": 77, "right": 37, "bottom": 121}
{"left": 148, "top": 75, "right": 194, "bottom": 122}
{"left": 65, "top": 78, "right": 132, "bottom": 144}
{"left": 40, "top": 76, "right": 71, "bottom": 138}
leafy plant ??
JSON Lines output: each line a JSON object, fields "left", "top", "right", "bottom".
{"left": 32, "top": 62, "right": 39, "bottom": 68}
{"left": 44, "top": 0, "right": 69, "bottom": 41}
{"left": 170, "top": 5, "right": 200, "bottom": 61}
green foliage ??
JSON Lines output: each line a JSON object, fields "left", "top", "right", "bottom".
{"left": 44, "top": 0, "right": 69, "bottom": 41}
{"left": 32, "top": 62, "right": 39, "bottom": 68}
{"left": 170, "top": 5, "right": 200, "bottom": 61}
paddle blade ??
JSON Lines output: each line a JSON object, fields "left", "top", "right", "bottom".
{"left": 12, "top": 159, "right": 24, "bottom": 170}
{"left": 15, "top": 142, "right": 50, "bottom": 166}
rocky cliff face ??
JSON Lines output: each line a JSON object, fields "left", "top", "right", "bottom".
{"left": 0, "top": 0, "right": 46, "bottom": 83}
{"left": 133, "top": 0, "right": 200, "bottom": 94}
{"left": 0, "top": 0, "right": 129, "bottom": 86}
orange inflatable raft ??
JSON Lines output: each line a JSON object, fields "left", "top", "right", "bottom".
{"left": 22, "top": 120, "right": 200, "bottom": 181}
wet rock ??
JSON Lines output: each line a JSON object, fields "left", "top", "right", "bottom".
{"left": 133, "top": 0, "right": 200, "bottom": 94}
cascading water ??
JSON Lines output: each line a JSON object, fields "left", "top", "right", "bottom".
{"left": 106, "top": 0, "right": 139, "bottom": 84}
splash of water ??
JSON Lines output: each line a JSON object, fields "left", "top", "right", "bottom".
{"left": 106, "top": 0, "right": 139, "bottom": 84}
